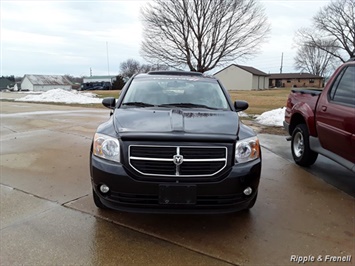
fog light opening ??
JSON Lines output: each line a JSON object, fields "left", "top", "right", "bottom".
{"left": 100, "top": 184, "right": 110, "bottom": 194}
{"left": 243, "top": 187, "right": 252, "bottom": 196}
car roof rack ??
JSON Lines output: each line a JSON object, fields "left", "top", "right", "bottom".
{"left": 147, "top": 71, "right": 203, "bottom": 76}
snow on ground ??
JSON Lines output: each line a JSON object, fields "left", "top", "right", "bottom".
{"left": 13, "top": 88, "right": 285, "bottom": 127}
{"left": 16, "top": 89, "right": 102, "bottom": 104}
{"left": 238, "top": 111, "right": 249, "bottom": 118}
{"left": 254, "top": 107, "right": 286, "bottom": 127}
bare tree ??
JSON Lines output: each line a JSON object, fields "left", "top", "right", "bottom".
{"left": 140, "top": 0, "right": 270, "bottom": 73}
{"left": 64, "top": 74, "right": 83, "bottom": 84}
{"left": 295, "top": 0, "right": 355, "bottom": 62}
{"left": 119, "top": 59, "right": 142, "bottom": 79}
{"left": 139, "top": 63, "right": 170, "bottom": 73}
{"left": 294, "top": 40, "right": 339, "bottom": 77}
{"left": 120, "top": 59, "right": 170, "bottom": 78}
{"left": 1, "top": 75, "right": 15, "bottom": 82}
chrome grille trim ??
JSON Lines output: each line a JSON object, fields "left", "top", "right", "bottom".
{"left": 128, "top": 145, "right": 228, "bottom": 177}
{"left": 130, "top": 157, "right": 226, "bottom": 162}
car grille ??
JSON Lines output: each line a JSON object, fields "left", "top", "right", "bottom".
{"left": 129, "top": 145, "right": 227, "bottom": 177}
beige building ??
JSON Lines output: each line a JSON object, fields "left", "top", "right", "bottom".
{"left": 214, "top": 64, "right": 269, "bottom": 90}
{"left": 269, "top": 73, "right": 323, "bottom": 88}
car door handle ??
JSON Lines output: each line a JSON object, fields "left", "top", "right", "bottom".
{"left": 321, "top": 106, "right": 327, "bottom": 111}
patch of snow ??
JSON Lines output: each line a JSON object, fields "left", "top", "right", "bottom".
{"left": 80, "top": 91, "right": 99, "bottom": 98}
{"left": 15, "top": 89, "right": 102, "bottom": 104}
{"left": 254, "top": 107, "right": 286, "bottom": 127}
{"left": 18, "top": 91, "right": 42, "bottom": 94}
{"left": 238, "top": 111, "right": 249, "bottom": 118}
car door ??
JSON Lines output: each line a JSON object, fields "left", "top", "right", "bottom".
{"left": 316, "top": 64, "right": 355, "bottom": 164}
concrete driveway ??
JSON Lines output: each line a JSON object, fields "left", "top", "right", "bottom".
{"left": 1, "top": 101, "right": 354, "bottom": 265}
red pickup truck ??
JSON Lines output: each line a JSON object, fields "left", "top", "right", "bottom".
{"left": 284, "top": 59, "right": 355, "bottom": 172}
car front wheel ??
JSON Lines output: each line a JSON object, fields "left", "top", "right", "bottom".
{"left": 291, "top": 124, "right": 318, "bottom": 166}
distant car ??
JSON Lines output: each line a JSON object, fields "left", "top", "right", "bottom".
{"left": 81, "top": 82, "right": 111, "bottom": 91}
{"left": 91, "top": 85, "right": 105, "bottom": 90}
{"left": 90, "top": 71, "right": 262, "bottom": 214}
{"left": 284, "top": 58, "right": 355, "bottom": 172}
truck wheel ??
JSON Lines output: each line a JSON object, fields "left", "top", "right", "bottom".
{"left": 291, "top": 124, "right": 318, "bottom": 166}
{"left": 93, "top": 189, "right": 108, "bottom": 209}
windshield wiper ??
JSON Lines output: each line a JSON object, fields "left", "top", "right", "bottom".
{"left": 122, "top": 102, "right": 155, "bottom": 107}
{"left": 158, "top": 103, "right": 218, "bottom": 110}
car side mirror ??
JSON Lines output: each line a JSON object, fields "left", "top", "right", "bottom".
{"left": 102, "top": 97, "right": 116, "bottom": 109}
{"left": 234, "top": 100, "right": 249, "bottom": 112}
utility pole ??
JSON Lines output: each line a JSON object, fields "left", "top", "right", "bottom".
{"left": 280, "top": 52, "right": 283, "bottom": 74}
{"left": 90, "top": 67, "right": 92, "bottom": 77}
{"left": 106, "top": 41, "right": 110, "bottom": 76}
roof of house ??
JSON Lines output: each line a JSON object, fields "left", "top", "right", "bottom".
{"left": 24, "top": 75, "right": 73, "bottom": 85}
{"left": 236, "top": 65, "right": 269, "bottom": 76}
{"left": 0, "top": 78, "right": 15, "bottom": 89}
{"left": 269, "top": 73, "right": 323, "bottom": 79}
{"left": 214, "top": 64, "right": 269, "bottom": 76}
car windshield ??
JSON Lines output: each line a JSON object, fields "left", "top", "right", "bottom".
{"left": 122, "top": 77, "right": 230, "bottom": 109}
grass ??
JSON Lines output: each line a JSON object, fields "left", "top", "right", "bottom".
{"left": 91, "top": 88, "right": 291, "bottom": 115}
{"left": 227, "top": 89, "right": 291, "bottom": 115}
{"left": 93, "top": 90, "right": 121, "bottom": 98}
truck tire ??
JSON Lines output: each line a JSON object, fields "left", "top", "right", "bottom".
{"left": 291, "top": 124, "right": 318, "bottom": 166}
{"left": 93, "top": 189, "right": 108, "bottom": 209}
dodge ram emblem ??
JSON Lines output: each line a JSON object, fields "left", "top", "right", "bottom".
{"left": 173, "top": 155, "right": 184, "bottom": 165}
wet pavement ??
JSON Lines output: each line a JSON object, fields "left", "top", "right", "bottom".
{"left": 1, "top": 101, "right": 354, "bottom": 265}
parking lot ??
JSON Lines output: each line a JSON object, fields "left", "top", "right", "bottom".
{"left": 1, "top": 101, "right": 354, "bottom": 265}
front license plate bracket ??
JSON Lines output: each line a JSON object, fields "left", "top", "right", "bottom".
{"left": 159, "top": 185, "right": 196, "bottom": 205}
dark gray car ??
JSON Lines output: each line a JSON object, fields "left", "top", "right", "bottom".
{"left": 90, "top": 71, "right": 261, "bottom": 213}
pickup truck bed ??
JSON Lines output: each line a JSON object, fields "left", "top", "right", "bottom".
{"left": 284, "top": 59, "right": 355, "bottom": 172}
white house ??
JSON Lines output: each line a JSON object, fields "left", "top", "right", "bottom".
{"left": 214, "top": 64, "right": 269, "bottom": 90}
{"left": 83, "top": 76, "right": 117, "bottom": 84}
{"left": 21, "top": 75, "right": 73, "bottom": 91}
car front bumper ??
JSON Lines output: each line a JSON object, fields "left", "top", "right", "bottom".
{"left": 91, "top": 155, "right": 261, "bottom": 214}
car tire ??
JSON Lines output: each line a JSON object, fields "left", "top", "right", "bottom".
{"left": 93, "top": 189, "right": 108, "bottom": 209}
{"left": 291, "top": 124, "right": 318, "bottom": 166}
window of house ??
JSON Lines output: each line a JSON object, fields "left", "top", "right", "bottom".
{"left": 329, "top": 66, "right": 355, "bottom": 106}
{"left": 309, "top": 79, "right": 314, "bottom": 83}
{"left": 287, "top": 80, "right": 291, "bottom": 83}
{"left": 298, "top": 79, "right": 301, "bottom": 82}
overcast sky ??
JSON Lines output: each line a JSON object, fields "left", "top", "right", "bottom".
{"left": 1, "top": 0, "right": 330, "bottom": 78}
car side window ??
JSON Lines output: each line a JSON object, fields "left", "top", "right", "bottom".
{"left": 329, "top": 67, "right": 345, "bottom": 100}
{"left": 329, "top": 65, "right": 355, "bottom": 106}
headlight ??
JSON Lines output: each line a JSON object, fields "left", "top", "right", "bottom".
{"left": 93, "top": 133, "right": 120, "bottom": 163}
{"left": 235, "top": 136, "right": 260, "bottom": 163}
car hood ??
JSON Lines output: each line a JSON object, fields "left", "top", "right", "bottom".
{"left": 113, "top": 108, "right": 239, "bottom": 135}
